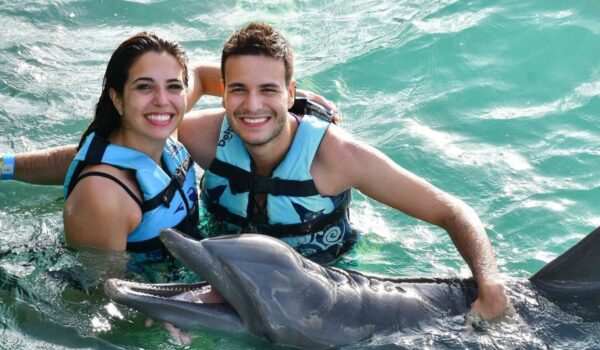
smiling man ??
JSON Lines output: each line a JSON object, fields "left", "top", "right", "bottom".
{"left": 183, "top": 24, "right": 358, "bottom": 265}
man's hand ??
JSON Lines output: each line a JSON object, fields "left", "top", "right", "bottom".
{"left": 467, "top": 278, "right": 514, "bottom": 328}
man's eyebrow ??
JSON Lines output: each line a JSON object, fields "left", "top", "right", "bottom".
{"left": 260, "top": 83, "right": 280, "bottom": 89}
{"left": 226, "top": 82, "right": 281, "bottom": 89}
{"left": 227, "top": 82, "right": 246, "bottom": 88}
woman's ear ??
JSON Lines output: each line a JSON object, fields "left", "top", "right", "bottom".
{"left": 109, "top": 88, "right": 123, "bottom": 116}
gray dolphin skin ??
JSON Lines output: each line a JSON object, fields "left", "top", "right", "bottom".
{"left": 104, "top": 226, "right": 600, "bottom": 349}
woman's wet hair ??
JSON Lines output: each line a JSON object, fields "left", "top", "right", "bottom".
{"left": 78, "top": 32, "right": 188, "bottom": 148}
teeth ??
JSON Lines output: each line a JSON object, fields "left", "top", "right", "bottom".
{"left": 146, "top": 114, "right": 171, "bottom": 122}
{"left": 242, "top": 117, "right": 268, "bottom": 124}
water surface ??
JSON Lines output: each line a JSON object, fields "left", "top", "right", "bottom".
{"left": 1, "top": 1, "right": 599, "bottom": 348}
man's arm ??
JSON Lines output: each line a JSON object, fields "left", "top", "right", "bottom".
{"left": 186, "top": 63, "right": 223, "bottom": 111}
{"left": 11, "top": 145, "right": 77, "bottom": 185}
{"left": 313, "top": 126, "right": 510, "bottom": 321}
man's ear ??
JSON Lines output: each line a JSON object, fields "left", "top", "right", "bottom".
{"left": 287, "top": 80, "right": 296, "bottom": 108}
{"left": 109, "top": 88, "right": 123, "bottom": 115}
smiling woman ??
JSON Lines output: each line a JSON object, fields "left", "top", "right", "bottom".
{"left": 109, "top": 51, "right": 186, "bottom": 149}
{"left": 62, "top": 32, "right": 203, "bottom": 261}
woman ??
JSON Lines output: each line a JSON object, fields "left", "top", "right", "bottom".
{"left": 63, "top": 32, "right": 207, "bottom": 261}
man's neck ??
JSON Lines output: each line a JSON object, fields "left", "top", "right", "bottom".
{"left": 246, "top": 114, "right": 298, "bottom": 177}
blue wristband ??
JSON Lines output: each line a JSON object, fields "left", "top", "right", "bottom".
{"left": 1, "top": 154, "right": 15, "bottom": 180}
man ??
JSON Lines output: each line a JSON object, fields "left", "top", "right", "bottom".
{"left": 3, "top": 22, "right": 509, "bottom": 321}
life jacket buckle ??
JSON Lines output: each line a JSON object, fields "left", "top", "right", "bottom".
{"left": 252, "top": 176, "right": 276, "bottom": 194}
{"left": 229, "top": 175, "right": 249, "bottom": 194}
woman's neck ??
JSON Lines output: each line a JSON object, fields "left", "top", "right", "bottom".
{"left": 109, "top": 129, "right": 165, "bottom": 164}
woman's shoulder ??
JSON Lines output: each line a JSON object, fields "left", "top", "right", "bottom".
{"left": 66, "top": 164, "right": 143, "bottom": 220}
{"left": 63, "top": 164, "right": 143, "bottom": 250}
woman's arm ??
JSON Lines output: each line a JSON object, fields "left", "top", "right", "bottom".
{"left": 10, "top": 145, "right": 77, "bottom": 185}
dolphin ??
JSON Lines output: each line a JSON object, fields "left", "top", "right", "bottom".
{"left": 104, "top": 226, "right": 600, "bottom": 348}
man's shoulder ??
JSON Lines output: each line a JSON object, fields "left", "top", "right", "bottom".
{"left": 314, "top": 124, "right": 375, "bottom": 175}
{"left": 311, "top": 124, "right": 362, "bottom": 195}
{"left": 318, "top": 123, "right": 360, "bottom": 153}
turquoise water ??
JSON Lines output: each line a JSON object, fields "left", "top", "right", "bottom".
{"left": 1, "top": 0, "right": 599, "bottom": 348}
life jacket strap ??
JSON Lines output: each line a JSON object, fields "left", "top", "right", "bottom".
{"left": 208, "top": 158, "right": 319, "bottom": 196}
{"left": 206, "top": 190, "right": 351, "bottom": 237}
{"left": 142, "top": 155, "right": 194, "bottom": 212}
{"left": 73, "top": 134, "right": 195, "bottom": 213}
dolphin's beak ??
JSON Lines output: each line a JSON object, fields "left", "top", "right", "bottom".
{"left": 159, "top": 228, "right": 201, "bottom": 255}
{"left": 159, "top": 228, "right": 208, "bottom": 273}
{"left": 103, "top": 231, "right": 245, "bottom": 333}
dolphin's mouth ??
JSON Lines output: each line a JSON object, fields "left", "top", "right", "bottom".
{"left": 104, "top": 278, "right": 244, "bottom": 332}
{"left": 105, "top": 279, "right": 223, "bottom": 303}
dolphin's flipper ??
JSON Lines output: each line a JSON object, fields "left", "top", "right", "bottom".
{"left": 530, "top": 225, "right": 600, "bottom": 284}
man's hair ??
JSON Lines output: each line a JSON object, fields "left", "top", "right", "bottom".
{"left": 221, "top": 22, "right": 294, "bottom": 86}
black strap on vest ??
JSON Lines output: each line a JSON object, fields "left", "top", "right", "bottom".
{"left": 66, "top": 135, "right": 110, "bottom": 197}
{"left": 67, "top": 134, "right": 195, "bottom": 213}
{"left": 289, "top": 96, "right": 335, "bottom": 123}
{"left": 206, "top": 190, "right": 351, "bottom": 237}
{"left": 84, "top": 135, "right": 110, "bottom": 163}
{"left": 208, "top": 158, "right": 319, "bottom": 196}
{"left": 71, "top": 172, "right": 144, "bottom": 209}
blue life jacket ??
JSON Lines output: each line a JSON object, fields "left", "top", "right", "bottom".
{"left": 201, "top": 115, "right": 358, "bottom": 264}
{"left": 64, "top": 132, "right": 201, "bottom": 258}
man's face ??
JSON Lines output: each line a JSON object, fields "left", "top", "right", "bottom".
{"left": 222, "top": 55, "right": 295, "bottom": 147}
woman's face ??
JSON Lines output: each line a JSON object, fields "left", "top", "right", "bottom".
{"left": 112, "top": 51, "right": 186, "bottom": 146}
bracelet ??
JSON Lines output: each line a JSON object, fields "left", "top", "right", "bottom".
{"left": 1, "top": 154, "right": 15, "bottom": 180}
